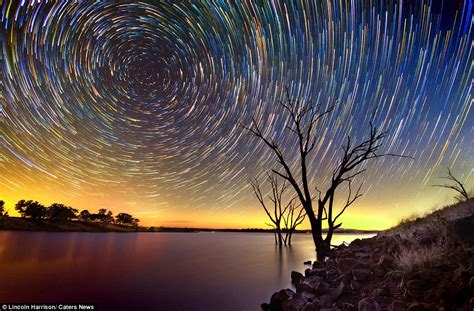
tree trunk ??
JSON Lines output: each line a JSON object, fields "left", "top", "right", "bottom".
{"left": 277, "top": 229, "right": 283, "bottom": 245}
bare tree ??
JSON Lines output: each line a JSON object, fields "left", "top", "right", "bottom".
{"left": 243, "top": 89, "right": 409, "bottom": 259}
{"left": 433, "top": 168, "right": 471, "bottom": 202}
{"left": 250, "top": 173, "right": 290, "bottom": 245}
{"left": 282, "top": 200, "right": 306, "bottom": 245}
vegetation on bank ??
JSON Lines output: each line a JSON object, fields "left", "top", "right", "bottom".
{"left": 0, "top": 199, "right": 141, "bottom": 231}
{"left": 263, "top": 198, "right": 474, "bottom": 310}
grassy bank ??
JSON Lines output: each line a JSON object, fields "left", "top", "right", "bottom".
{"left": 0, "top": 217, "right": 146, "bottom": 232}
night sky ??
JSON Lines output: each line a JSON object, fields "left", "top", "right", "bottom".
{"left": 1, "top": 1, "right": 472, "bottom": 229}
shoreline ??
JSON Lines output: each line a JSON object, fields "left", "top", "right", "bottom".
{"left": 0, "top": 217, "right": 379, "bottom": 234}
{"left": 262, "top": 199, "right": 474, "bottom": 310}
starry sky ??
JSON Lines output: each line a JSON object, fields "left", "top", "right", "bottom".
{"left": 1, "top": 0, "right": 472, "bottom": 229}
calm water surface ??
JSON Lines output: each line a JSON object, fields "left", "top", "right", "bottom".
{"left": 0, "top": 232, "right": 373, "bottom": 310}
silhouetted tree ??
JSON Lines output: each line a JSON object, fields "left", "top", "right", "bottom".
{"left": 133, "top": 218, "right": 140, "bottom": 227}
{"left": 433, "top": 168, "right": 471, "bottom": 202}
{"left": 243, "top": 90, "right": 408, "bottom": 259}
{"left": 283, "top": 201, "right": 306, "bottom": 245}
{"left": 15, "top": 200, "right": 46, "bottom": 221}
{"left": 79, "top": 210, "right": 92, "bottom": 222}
{"left": 116, "top": 213, "right": 135, "bottom": 225}
{"left": 250, "top": 173, "right": 292, "bottom": 245}
{"left": 95, "top": 208, "right": 114, "bottom": 224}
{"left": 0, "top": 200, "right": 4, "bottom": 217}
{"left": 47, "top": 203, "right": 78, "bottom": 222}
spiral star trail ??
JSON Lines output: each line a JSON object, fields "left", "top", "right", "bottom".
{"left": 1, "top": 1, "right": 472, "bottom": 229}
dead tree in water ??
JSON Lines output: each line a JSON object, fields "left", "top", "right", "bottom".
{"left": 283, "top": 200, "right": 306, "bottom": 245}
{"left": 250, "top": 174, "right": 289, "bottom": 245}
{"left": 243, "top": 89, "right": 409, "bottom": 260}
{"left": 433, "top": 168, "right": 471, "bottom": 202}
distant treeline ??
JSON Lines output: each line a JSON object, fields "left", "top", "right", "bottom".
{"left": 0, "top": 199, "right": 139, "bottom": 226}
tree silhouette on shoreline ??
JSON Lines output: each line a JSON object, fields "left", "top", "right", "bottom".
{"left": 243, "top": 89, "right": 410, "bottom": 260}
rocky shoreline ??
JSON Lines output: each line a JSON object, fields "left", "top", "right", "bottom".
{"left": 262, "top": 202, "right": 474, "bottom": 310}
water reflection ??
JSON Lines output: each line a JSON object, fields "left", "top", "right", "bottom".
{"left": 0, "top": 232, "right": 372, "bottom": 310}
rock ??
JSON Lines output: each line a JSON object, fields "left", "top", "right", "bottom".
{"left": 301, "top": 303, "right": 319, "bottom": 311}
{"left": 470, "top": 297, "right": 474, "bottom": 309}
{"left": 304, "top": 260, "right": 312, "bottom": 265}
{"left": 270, "top": 289, "right": 294, "bottom": 311}
{"left": 384, "top": 236, "right": 402, "bottom": 255}
{"left": 415, "top": 229, "right": 438, "bottom": 246}
{"left": 297, "top": 275, "right": 323, "bottom": 294}
{"left": 355, "top": 251, "right": 371, "bottom": 260}
{"left": 341, "top": 302, "right": 356, "bottom": 311}
{"left": 350, "top": 238, "right": 366, "bottom": 248}
{"left": 352, "top": 269, "right": 371, "bottom": 282}
{"left": 372, "top": 283, "right": 391, "bottom": 298}
{"left": 384, "top": 270, "right": 405, "bottom": 285}
{"left": 306, "top": 268, "right": 327, "bottom": 278}
{"left": 446, "top": 215, "right": 474, "bottom": 244}
{"left": 452, "top": 266, "right": 469, "bottom": 282}
{"left": 405, "top": 279, "right": 425, "bottom": 298}
{"left": 312, "top": 261, "right": 324, "bottom": 269}
{"left": 337, "top": 258, "right": 366, "bottom": 274}
{"left": 282, "top": 293, "right": 307, "bottom": 311}
{"left": 319, "top": 280, "right": 347, "bottom": 305}
{"left": 350, "top": 279, "right": 361, "bottom": 291}
{"left": 357, "top": 297, "right": 381, "bottom": 311}
{"left": 291, "top": 271, "right": 304, "bottom": 285}
{"left": 377, "top": 254, "right": 396, "bottom": 271}
{"left": 407, "top": 302, "right": 432, "bottom": 311}
{"left": 371, "top": 263, "right": 386, "bottom": 278}
{"left": 301, "top": 291, "right": 315, "bottom": 302}
{"left": 313, "top": 281, "right": 330, "bottom": 296}
{"left": 410, "top": 269, "right": 433, "bottom": 282}
{"left": 389, "top": 300, "right": 407, "bottom": 311}
{"left": 379, "top": 284, "right": 391, "bottom": 296}
{"left": 470, "top": 276, "right": 474, "bottom": 289}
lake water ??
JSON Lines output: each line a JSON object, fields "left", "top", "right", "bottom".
{"left": 0, "top": 231, "right": 373, "bottom": 310}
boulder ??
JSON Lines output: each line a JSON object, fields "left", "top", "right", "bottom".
{"left": 389, "top": 300, "right": 407, "bottom": 311}
{"left": 337, "top": 258, "right": 366, "bottom": 274}
{"left": 352, "top": 269, "right": 371, "bottom": 282}
{"left": 301, "top": 303, "right": 319, "bottom": 311}
{"left": 350, "top": 279, "right": 361, "bottom": 291}
{"left": 312, "top": 261, "right": 324, "bottom": 269}
{"left": 270, "top": 289, "right": 294, "bottom": 311}
{"left": 313, "top": 281, "right": 330, "bottom": 296}
{"left": 415, "top": 229, "right": 439, "bottom": 246}
{"left": 377, "top": 254, "right": 396, "bottom": 271}
{"left": 405, "top": 279, "right": 425, "bottom": 298}
{"left": 446, "top": 215, "right": 474, "bottom": 244}
{"left": 301, "top": 291, "right": 316, "bottom": 302}
{"left": 357, "top": 297, "right": 381, "bottom": 311}
{"left": 407, "top": 303, "right": 432, "bottom": 311}
{"left": 318, "top": 280, "right": 347, "bottom": 305}
{"left": 306, "top": 268, "right": 327, "bottom": 278}
{"left": 291, "top": 271, "right": 304, "bottom": 285}
{"left": 350, "top": 238, "right": 366, "bottom": 248}
{"left": 297, "top": 275, "right": 323, "bottom": 294}
{"left": 282, "top": 293, "right": 307, "bottom": 311}
{"left": 384, "top": 270, "right": 405, "bottom": 285}
{"left": 341, "top": 302, "right": 356, "bottom": 311}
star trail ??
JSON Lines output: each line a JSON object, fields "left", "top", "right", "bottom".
{"left": 1, "top": 1, "right": 472, "bottom": 229}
